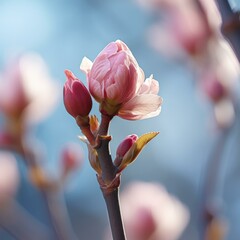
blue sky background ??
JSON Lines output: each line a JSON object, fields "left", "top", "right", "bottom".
{"left": 0, "top": 1, "right": 240, "bottom": 239}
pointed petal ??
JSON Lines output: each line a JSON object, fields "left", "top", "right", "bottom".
{"left": 138, "top": 75, "right": 159, "bottom": 94}
{"left": 100, "top": 41, "right": 119, "bottom": 56}
{"left": 64, "top": 69, "right": 76, "bottom": 81}
{"left": 118, "top": 94, "right": 163, "bottom": 120}
{"left": 80, "top": 57, "right": 93, "bottom": 74}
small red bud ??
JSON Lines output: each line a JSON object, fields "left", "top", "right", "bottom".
{"left": 117, "top": 134, "right": 138, "bottom": 157}
{"left": 61, "top": 143, "right": 83, "bottom": 174}
{"left": 63, "top": 70, "right": 92, "bottom": 118}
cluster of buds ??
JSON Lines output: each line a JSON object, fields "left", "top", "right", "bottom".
{"left": 64, "top": 40, "right": 162, "bottom": 121}
{"left": 63, "top": 40, "right": 162, "bottom": 178}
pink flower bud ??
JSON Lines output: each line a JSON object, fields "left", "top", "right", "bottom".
{"left": 115, "top": 134, "right": 138, "bottom": 166}
{"left": 81, "top": 40, "right": 163, "bottom": 119}
{"left": 201, "top": 74, "right": 226, "bottom": 102}
{"left": 63, "top": 70, "right": 92, "bottom": 118}
{"left": 61, "top": 143, "right": 83, "bottom": 174}
{"left": 81, "top": 40, "right": 142, "bottom": 112}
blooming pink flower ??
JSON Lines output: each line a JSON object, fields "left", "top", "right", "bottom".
{"left": 80, "top": 40, "right": 162, "bottom": 120}
{"left": 63, "top": 70, "right": 92, "bottom": 118}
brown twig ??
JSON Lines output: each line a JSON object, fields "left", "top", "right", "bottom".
{"left": 199, "top": 127, "right": 231, "bottom": 239}
{"left": 95, "top": 114, "right": 126, "bottom": 240}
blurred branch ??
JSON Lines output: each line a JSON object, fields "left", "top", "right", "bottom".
{"left": 199, "top": 100, "right": 240, "bottom": 239}
{"left": 199, "top": 127, "right": 230, "bottom": 239}
{"left": 19, "top": 143, "right": 78, "bottom": 240}
{"left": 0, "top": 200, "right": 52, "bottom": 240}
{"left": 216, "top": 0, "right": 240, "bottom": 61}
{"left": 41, "top": 190, "right": 78, "bottom": 240}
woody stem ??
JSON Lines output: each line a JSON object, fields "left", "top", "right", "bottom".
{"left": 96, "top": 114, "right": 126, "bottom": 240}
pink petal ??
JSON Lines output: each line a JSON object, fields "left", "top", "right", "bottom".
{"left": 107, "top": 64, "right": 137, "bottom": 103}
{"left": 80, "top": 57, "right": 93, "bottom": 74}
{"left": 116, "top": 40, "right": 129, "bottom": 51}
{"left": 88, "top": 78, "right": 103, "bottom": 101}
{"left": 90, "top": 54, "right": 111, "bottom": 81}
{"left": 99, "top": 42, "right": 119, "bottom": 56}
{"left": 138, "top": 75, "right": 159, "bottom": 94}
{"left": 118, "top": 94, "right": 163, "bottom": 120}
{"left": 135, "top": 67, "right": 145, "bottom": 92}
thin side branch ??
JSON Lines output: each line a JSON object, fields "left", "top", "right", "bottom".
{"left": 216, "top": 0, "right": 240, "bottom": 61}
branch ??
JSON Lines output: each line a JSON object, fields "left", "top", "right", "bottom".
{"left": 216, "top": 0, "right": 240, "bottom": 61}
{"left": 0, "top": 200, "right": 52, "bottom": 240}
{"left": 95, "top": 114, "right": 126, "bottom": 240}
{"left": 18, "top": 142, "right": 77, "bottom": 240}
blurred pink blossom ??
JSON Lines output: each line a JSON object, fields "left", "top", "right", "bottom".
{"left": 105, "top": 181, "right": 189, "bottom": 240}
{"left": 201, "top": 38, "right": 239, "bottom": 92}
{"left": 137, "top": 0, "right": 221, "bottom": 57}
{"left": 136, "top": 0, "right": 240, "bottom": 128}
{"left": 0, "top": 53, "right": 59, "bottom": 124}
{"left": 0, "top": 152, "right": 19, "bottom": 205}
{"left": 197, "top": 38, "right": 240, "bottom": 127}
{"left": 80, "top": 40, "right": 162, "bottom": 120}
{"left": 201, "top": 73, "right": 226, "bottom": 102}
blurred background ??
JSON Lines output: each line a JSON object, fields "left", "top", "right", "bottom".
{"left": 0, "top": 0, "right": 240, "bottom": 239}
